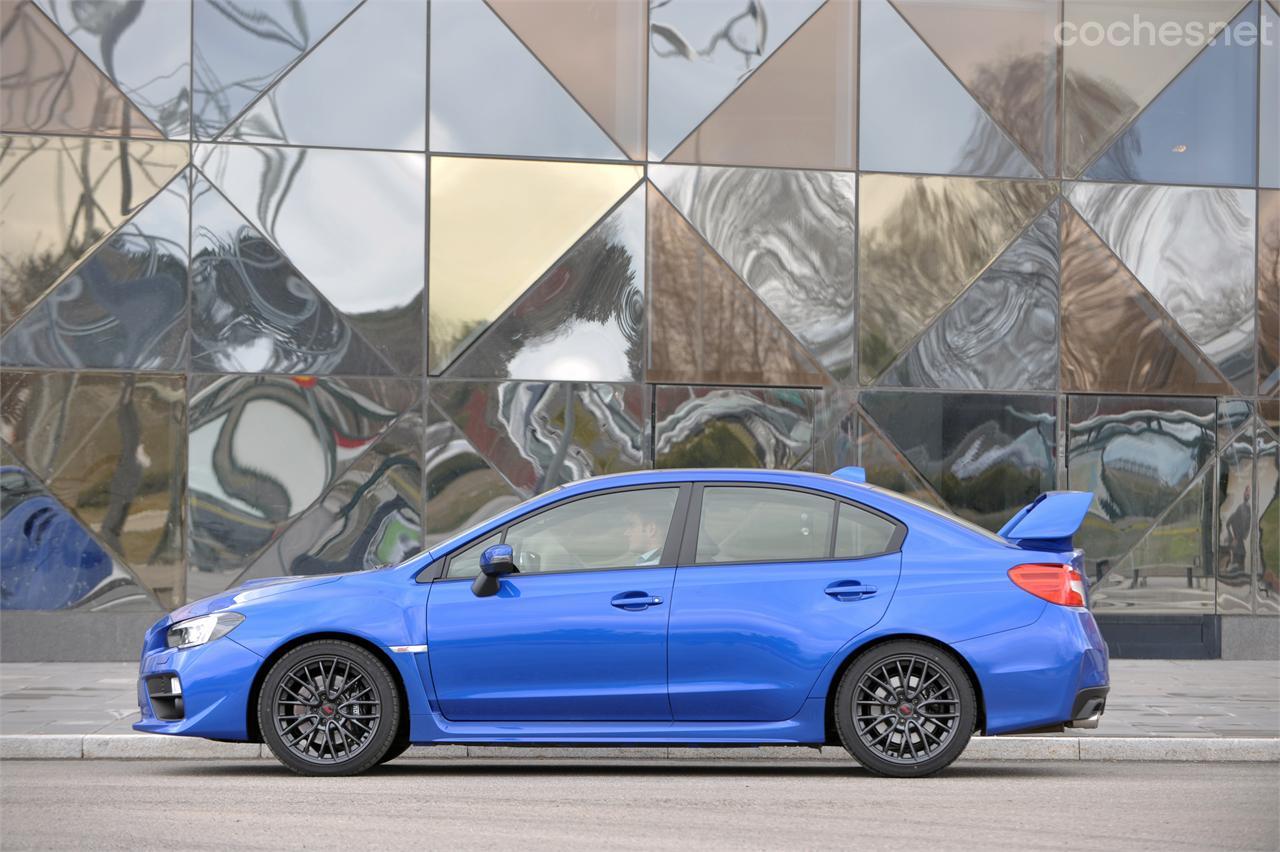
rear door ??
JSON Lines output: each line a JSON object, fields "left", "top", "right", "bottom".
{"left": 667, "top": 485, "right": 903, "bottom": 722}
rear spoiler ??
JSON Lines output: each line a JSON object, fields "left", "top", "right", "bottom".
{"left": 998, "top": 491, "right": 1094, "bottom": 551}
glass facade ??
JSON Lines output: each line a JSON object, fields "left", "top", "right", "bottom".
{"left": 0, "top": 0, "right": 1276, "bottom": 647}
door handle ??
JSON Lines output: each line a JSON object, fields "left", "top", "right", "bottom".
{"left": 825, "top": 580, "right": 877, "bottom": 601}
{"left": 611, "top": 591, "right": 664, "bottom": 610}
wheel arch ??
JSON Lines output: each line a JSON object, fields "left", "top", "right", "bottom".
{"left": 245, "top": 631, "right": 410, "bottom": 745}
{"left": 821, "top": 633, "right": 987, "bottom": 744}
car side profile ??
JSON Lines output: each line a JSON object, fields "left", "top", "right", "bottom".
{"left": 135, "top": 467, "right": 1110, "bottom": 777}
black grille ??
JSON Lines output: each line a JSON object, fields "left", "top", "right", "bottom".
{"left": 145, "top": 675, "right": 184, "bottom": 721}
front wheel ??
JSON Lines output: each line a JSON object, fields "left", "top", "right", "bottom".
{"left": 834, "top": 640, "right": 977, "bottom": 778}
{"left": 258, "top": 639, "right": 402, "bottom": 776}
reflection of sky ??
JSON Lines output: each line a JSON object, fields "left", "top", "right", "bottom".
{"left": 506, "top": 320, "right": 631, "bottom": 381}
{"left": 430, "top": 0, "right": 622, "bottom": 159}
{"left": 648, "top": 0, "right": 821, "bottom": 158}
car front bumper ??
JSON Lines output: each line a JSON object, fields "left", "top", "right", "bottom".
{"left": 133, "top": 636, "right": 263, "bottom": 741}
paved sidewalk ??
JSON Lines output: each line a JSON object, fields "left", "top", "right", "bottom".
{"left": 1, "top": 659, "right": 1277, "bottom": 739}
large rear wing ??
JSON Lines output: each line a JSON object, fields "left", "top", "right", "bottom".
{"left": 998, "top": 491, "right": 1094, "bottom": 551}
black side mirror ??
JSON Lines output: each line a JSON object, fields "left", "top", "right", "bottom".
{"left": 472, "top": 544, "right": 516, "bottom": 597}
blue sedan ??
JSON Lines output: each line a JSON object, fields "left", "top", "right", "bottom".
{"left": 135, "top": 467, "right": 1109, "bottom": 777}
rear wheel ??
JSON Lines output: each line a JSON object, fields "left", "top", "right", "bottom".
{"left": 258, "top": 640, "right": 401, "bottom": 776}
{"left": 834, "top": 640, "right": 976, "bottom": 778}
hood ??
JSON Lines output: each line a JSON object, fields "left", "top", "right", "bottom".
{"left": 168, "top": 575, "right": 344, "bottom": 622}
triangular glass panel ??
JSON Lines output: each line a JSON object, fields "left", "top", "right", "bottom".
{"left": 653, "top": 385, "right": 815, "bottom": 471}
{"left": 2, "top": 170, "right": 189, "bottom": 371}
{"left": 880, "top": 201, "right": 1059, "bottom": 391}
{"left": 1089, "top": 465, "right": 1215, "bottom": 614}
{"left": 1, "top": 1, "right": 163, "bottom": 137}
{"left": 893, "top": 0, "right": 1058, "bottom": 176}
{"left": 229, "top": 413, "right": 424, "bottom": 587}
{"left": 853, "top": 413, "right": 944, "bottom": 509}
{"left": 34, "top": 0, "right": 189, "bottom": 137}
{"left": 858, "top": 174, "right": 1057, "bottom": 383}
{"left": 487, "top": 0, "right": 646, "bottom": 160}
{"left": 666, "top": 0, "right": 857, "bottom": 170}
{"left": 0, "top": 442, "right": 158, "bottom": 612}
{"left": 1086, "top": 2, "right": 1258, "bottom": 186}
{"left": 650, "top": 164, "right": 856, "bottom": 379}
{"left": 1061, "top": 1, "right": 1243, "bottom": 177}
{"left": 448, "top": 185, "right": 645, "bottom": 382}
{"left": 1259, "top": 190, "right": 1279, "bottom": 395}
{"left": 808, "top": 388, "right": 859, "bottom": 474}
{"left": 859, "top": 0, "right": 1038, "bottom": 178}
{"left": 1067, "top": 182, "right": 1255, "bottom": 393}
{"left": 430, "top": 0, "right": 624, "bottom": 160}
{"left": 195, "top": 142, "right": 425, "bottom": 374}
{"left": 221, "top": 0, "right": 426, "bottom": 151}
{"left": 0, "top": 136, "right": 188, "bottom": 333}
{"left": 188, "top": 175, "right": 396, "bottom": 376}
{"left": 428, "top": 156, "right": 641, "bottom": 372}
{"left": 1059, "top": 204, "right": 1232, "bottom": 395}
{"left": 192, "top": 0, "right": 358, "bottom": 139}
{"left": 1262, "top": 2, "right": 1279, "bottom": 187}
{"left": 860, "top": 391, "right": 1057, "bottom": 531}
{"left": 1216, "top": 415, "right": 1257, "bottom": 613}
{"left": 647, "top": 185, "right": 827, "bottom": 387}
{"left": 647, "top": 0, "right": 825, "bottom": 160}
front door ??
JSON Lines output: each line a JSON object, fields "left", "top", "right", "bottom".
{"left": 426, "top": 486, "right": 686, "bottom": 722}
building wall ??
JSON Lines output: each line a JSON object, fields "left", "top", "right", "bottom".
{"left": 1, "top": 0, "right": 1277, "bottom": 660}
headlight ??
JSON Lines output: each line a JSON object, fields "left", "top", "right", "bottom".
{"left": 166, "top": 612, "right": 244, "bottom": 650}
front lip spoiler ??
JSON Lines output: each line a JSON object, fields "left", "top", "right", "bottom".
{"left": 1066, "top": 685, "right": 1109, "bottom": 728}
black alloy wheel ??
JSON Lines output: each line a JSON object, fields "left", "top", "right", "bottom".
{"left": 258, "top": 639, "right": 401, "bottom": 776}
{"left": 834, "top": 640, "right": 976, "bottom": 777}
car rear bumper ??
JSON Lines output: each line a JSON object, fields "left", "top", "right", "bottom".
{"left": 1066, "top": 685, "right": 1109, "bottom": 728}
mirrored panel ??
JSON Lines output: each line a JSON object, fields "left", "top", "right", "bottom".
{"left": 195, "top": 143, "right": 425, "bottom": 374}
{"left": 0, "top": 0, "right": 163, "bottom": 137}
{"left": 2, "top": 171, "right": 189, "bottom": 371}
{"left": 1261, "top": 1, "right": 1279, "bottom": 188}
{"left": 0, "top": 135, "right": 188, "bottom": 332}
{"left": 1257, "top": 421, "right": 1279, "bottom": 614}
{"left": 423, "top": 403, "right": 524, "bottom": 550}
{"left": 1259, "top": 190, "right": 1279, "bottom": 395}
{"left": 860, "top": 390, "right": 1057, "bottom": 531}
{"left": 653, "top": 385, "right": 814, "bottom": 470}
{"left": 1216, "top": 416, "right": 1256, "bottom": 614}
{"left": 36, "top": 0, "right": 190, "bottom": 137}
{"left": 1067, "top": 394, "right": 1217, "bottom": 607}
{"left": 430, "top": 381, "right": 649, "bottom": 495}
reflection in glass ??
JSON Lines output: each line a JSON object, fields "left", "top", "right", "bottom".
{"left": 881, "top": 202, "right": 1058, "bottom": 391}
{"left": 0, "top": 370, "right": 185, "bottom": 606}
{"left": 36, "top": 0, "right": 190, "bottom": 137}
{"left": 188, "top": 176, "right": 395, "bottom": 376}
{"left": 1261, "top": 2, "right": 1279, "bottom": 188}
{"left": 2, "top": 172, "right": 188, "bottom": 371}
{"left": 505, "top": 488, "right": 679, "bottom": 573}
{"left": 448, "top": 186, "right": 644, "bottom": 382}
{"left": 423, "top": 408, "right": 523, "bottom": 551}
{"left": 1060, "top": 204, "right": 1232, "bottom": 396}
{"left": 854, "top": 412, "right": 945, "bottom": 509}
{"left": 428, "top": 156, "right": 641, "bottom": 372}
{"left": 809, "top": 387, "right": 858, "bottom": 473}
{"left": 650, "top": 165, "right": 856, "bottom": 379}
{"left": 488, "top": 0, "right": 646, "bottom": 159}
{"left": 195, "top": 143, "right": 425, "bottom": 374}
{"left": 1257, "top": 423, "right": 1279, "bottom": 614}
{"left": 858, "top": 174, "right": 1056, "bottom": 382}
{"left": 648, "top": 0, "right": 823, "bottom": 159}
{"left": 192, "top": 0, "right": 356, "bottom": 139}
{"left": 430, "top": 0, "right": 624, "bottom": 160}
{"left": 0, "top": 447, "right": 157, "bottom": 611}
{"left": 654, "top": 385, "right": 814, "bottom": 470}
{"left": 1068, "top": 395, "right": 1216, "bottom": 606}
{"left": 1216, "top": 417, "right": 1255, "bottom": 614}
{"left": 1067, "top": 182, "right": 1255, "bottom": 392}
{"left": 697, "top": 487, "right": 831, "bottom": 563}
{"left": 430, "top": 381, "right": 649, "bottom": 495}
{"left": 228, "top": 414, "right": 423, "bottom": 588}
{"left": 1062, "top": 1, "right": 1235, "bottom": 176}
{"left": 667, "top": 0, "right": 856, "bottom": 171}
{"left": 893, "top": 0, "right": 1058, "bottom": 176}
{"left": 222, "top": 0, "right": 426, "bottom": 151}
{"left": 860, "top": 391, "right": 1056, "bottom": 531}
{"left": 0, "top": 135, "right": 188, "bottom": 332}
{"left": 859, "top": 0, "right": 1037, "bottom": 178}
{"left": 1085, "top": 2, "right": 1257, "bottom": 187}
{"left": 0, "top": 1, "right": 163, "bottom": 137}
{"left": 185, "top": 375, "right": 418, "bottom": 599}
{"left": 1259, "top": 190, "right": 1279, "bottom": 395}
{"left": 648, "top": 186, "right": 826, "bottom": 387}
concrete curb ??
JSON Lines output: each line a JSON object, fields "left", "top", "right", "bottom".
{"left": 2, "top": 735, "right": 1277, "bottom": 762}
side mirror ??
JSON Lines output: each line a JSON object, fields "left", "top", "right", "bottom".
{"left": 472, "top": 544, "right": 516, "bottom": 597}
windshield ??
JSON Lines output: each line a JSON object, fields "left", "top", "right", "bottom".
{"left": 865, "top": 485, "right": 1009, "bottom": 545}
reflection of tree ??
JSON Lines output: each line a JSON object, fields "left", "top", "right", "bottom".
{"left": 650, "top": 0, "right": 767, "bottom": 73}
{"left": 1258, "top": 195, "right": 1279, "bottom": 386}
{"left": 1062, "top": 69, "right": 1140, "bottom": 176}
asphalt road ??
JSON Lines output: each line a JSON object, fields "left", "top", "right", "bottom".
{"left": 1, "top": 759, "right": 1276, "bottom": 851}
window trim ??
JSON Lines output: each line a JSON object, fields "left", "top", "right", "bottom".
{"left": 677, "top": 483, "right": 906, "bottom": 568}
{"left": 428, "top": 483, "right": 692, "bottom": 583}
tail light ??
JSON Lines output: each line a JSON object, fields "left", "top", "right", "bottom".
{"left": 1008, "top": 563, "right": 1087, "bottom": 607}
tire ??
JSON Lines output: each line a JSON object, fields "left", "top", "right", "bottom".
{"left": 834, "top": 640, "right": 977, "bottom": 778}
{"left": 378, "top": 732, "right": 412, "bottom": 765}
{"left": 258, "top": 639, "right": 402, "bottom": 777}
